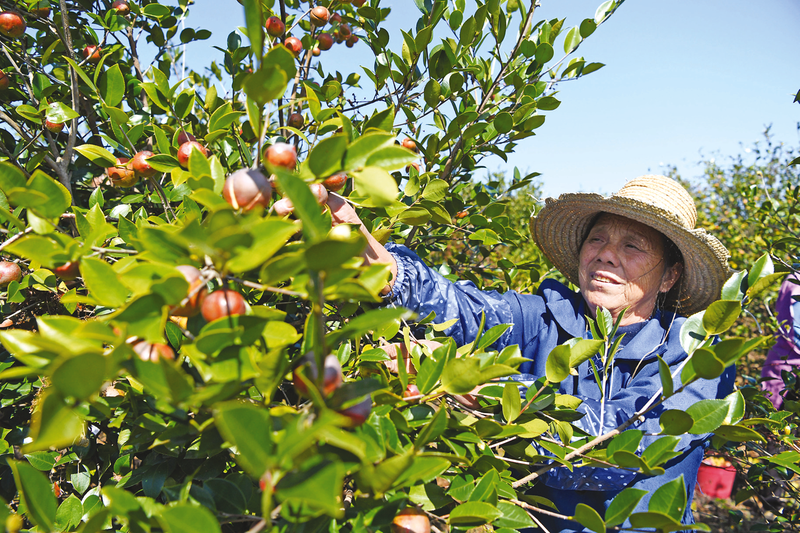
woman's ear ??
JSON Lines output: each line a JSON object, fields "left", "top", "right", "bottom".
{"left": 660, "top": 262, "right": 683, "bottom": 293}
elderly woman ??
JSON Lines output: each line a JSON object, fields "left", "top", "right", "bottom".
{"left": 329, "top": 175, "right": 734, "bottom": 532}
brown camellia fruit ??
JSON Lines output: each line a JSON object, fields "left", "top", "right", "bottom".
{"left": 0, "top": 71, "right": 9, "bottom": 91}
{"left": 401, "top": 138, "right": 418, "bottom": 152}
{"left": 0, "top": 11, "right": 26, "bottom": 39}
{"left": 265, "top": 16, "right": 285, "bottom": 37}
{"left": 29, "top": 3, "right": 51, "bottom": 18}
{"left": 111, "top": 0, "right": 130, "bottom": 15}
{"left": 284, "top": 36, "right": 303, "bottom": 57}
{"left": 406, "top": 162, "right": 420, "bottom": 174}
{"left": 330, "top": 13, "right": 342, "bottom": 23}
{"left": 391, "top": 507, "right": 430, "bottom": 533}
{"left": 201, "top": 288, "right": 247, "bottom": 322}
{"left": 82, "top": 45, "right": 102, "bottom": 64}
{"left": 223, "top": 168, "right": 272, "bottom": 211}
{"left": 107, "top": 157, "right": 138, "bottom": 188}
{"left": 293, "top": 353, "right": 343, "bottom": 397}
{"left": 131, "top": 150, "right": 158, "bottom": 178}
{"left": 338, "top": 395, "right": 372, "bottom": 426}
{"left": 353, "top": 0, "right": 366, "bottom": 6}
{"left": 272, "top": 197, "right": 294, "bottom": 217}
{"left": 345, "top": 34, "right": 358, "bottom": 48}
{"left": 44, "top": 120, "right": 63, "bottom": 133}
{"left": 170, "top": 265, "right": 207, "bottom": 317}
{"left": 322, "top": 173, "right": 347, "bottom": 192}
{"left": 176, "top": 131, "right": 195, "bottom": 145}
{"left": 316, "top": 33, "right": 333, "bottom": 51}
{"left": 338, "top": 23, "right": 351, "bottom": 38}
{"left": 0, "top": 261, "right": 22, "bottom": 288}
{"left": 265, "top": 142, "right": 297, "bottom": 169}
{"left": 177, "top": 141, "right": 208, "bottom": 168}
{"left": 309, "top": 182, "right": 328, "bottom": 205}
{"left": 132, "top": 340, "right": 175, "bottom": 362}
{"left": 309, "top": 6, "right": 329, "bottom": 27}
{"left": 54, "top": 261, "right": 80, "bottom": 281}
{"left": 286, "top": 112, "right": 304, "bottom": 129}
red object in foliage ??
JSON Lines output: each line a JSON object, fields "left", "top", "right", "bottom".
{"left": 696, "top": 462, "right": 736, "bottom": 499}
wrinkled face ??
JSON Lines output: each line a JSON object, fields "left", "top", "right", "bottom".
{"left": 578, "top": 214, "right": 682, "bottom": 325}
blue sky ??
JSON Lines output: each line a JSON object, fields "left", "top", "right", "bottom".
{"left": 173, "top": 0, "right": 800, "bottom": 197}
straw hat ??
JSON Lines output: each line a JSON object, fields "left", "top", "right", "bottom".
{"left": 530, "top": 175, "right": 730, "bottom": 316}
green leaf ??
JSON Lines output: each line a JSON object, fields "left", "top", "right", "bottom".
{"left": 701, "top": 300, "right": 740, "bottom": 335}
{"left": 494, "top": 502, "right": 536, "bottom": 528}
{"left": 110, "top": 293, "right": 167, "bottom": 342}
{"left": 45, "top": 102, "right": 79, "bottom": 123}
{"left": 415, "top": 404, "right": 447, "bottom": 449}
{"left": 52, "top": 352, "right": 106, "bottom": 400}
{"left": 242, "top": 0, "right": 263, "bottom": 61}
{"left": 227, "top": 219, "right": 298, "bottom": 273}
{"left": 8, "top": 460, "right": 57, "bottom": 531}
{"left": 55, "top": 494, "right": 83, "bottom": 531}
{"left": 545, "top": 344, "right": 571, "bottom": 383}
{"left": 365, "top": 146, "right": 419, "bottom": 171}
{"left": 0, "top": 161, "right": 26, "bottom": 192}
{"left": 534, "top": 42, "right": 554, "bottom": 63}
{"left": 679, "top": 311, "right": 707, "bottom": 355}
{"left": 608, "top": 430, "right": 642, "bottom": 459}
{"left": 574, "top": 503, "right": 605, "bottom": 533}
{"left": 308, "top": 134, "right": 347, "bottom": 178}
{"left": 99, "top": 64, "right": 125, "bottom": 107}
{"left": 567, "top": 339, "right": 604, "bottom": 367}
{"left": 80, "top": 256, "right": 129, "bottom": 307}
{"left": 659, "top": 409, "right": 693, "bottom": 435}
{"left": 721, "top": 270, "right": 746, "bottom": 300}
{"left": 647, "top": 475, "right": 686, "bottom": 521}
{"left": 277, "top": 459, "right": 345, "bottom": 517}
{"left": 657, "top": 355, "right": 673, "bottom": 397}
{"left": 64, "top": 56, "right": 97, "bottom": 92}
{"left": 352, "top": 166, "right": 399, "bottom": 207}
{"left": 747, "top": 253, "right": 774, "bottom": 288}
{"left": 692, "top": 347, "right": 724, "bottom": 380}
{"left": 272, "top": 169, "right": 327, "bottom": 242}
{"left": 605, "top": 487, "right": 648, "bottom": 527}
{"left": 714, "top": 424, "right": 766, "bottom": 443}
{"left": 363, "top": 105, "right": 395, "bottom": 132}
{"left": 10, "top": 170, "right": 71, "bottom": 218}
{"left": 75, "top": 144, "right": 117, "bottom": 167}
{"left": 159, "top": 504, "right": 221, "bottom": 533}
{"left": 25, "top": 390, "right": 83, "bottom": 452}
{"left": 214, "top": 401, "right": 274, "bottom": 477}
{"left": 441, "top": 358, "right": 517, "bottom": 394}
{"left": 686, "top": 399, "right": 729, "bottom": 434}
{"left": 424, "top": 78, "right": 441, "bottom": 108}
{"left": 343, "top": 133, "right": 394, "bottom": 171}
{"left": 449, "top": 501, "right": 503, "bottom": 528}
{"left": 630, "top": 511, "right": 709, "bottom": 532}
{"left": 747, "top": 272, "right": 785, "bottom": 300}
{"left": 502, "top": 382, "right": 521, "bottom": 422}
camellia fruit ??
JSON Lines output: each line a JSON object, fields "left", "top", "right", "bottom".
{"left": 286, "top": 112, "right": 304, "bottom": 129}
{"left": 353, "top": 0, "right": 366, "bottom": 6}
{"left": 322, "top": 173, "right": 347, "bottom": 192}
{"left": 82, "top": 45, "right": 102, "bottom": 64}
{"left": 0, "top": 261, "right": 22, "bottom": 288}
{"left": 176, "top": 131, "right": 195, "bottom": 145}
{"left": 406, "top": 162, "right": 420, "bottom": 174}
{"left": 338, "top": 23, "right": 351, "bottom": 38}
{"left": 107, "top": 157, "right": 138, "bottom": 188}
{"left": 272, "top": 197, "right": 294, "bottom": 217}
{"left": 177, "top": 141, "right": 208, "bottom": 168}
{"left": 54, "top": 261, "right": 80, "bottom": 281}
{"left": 265, "top": 16, "right": 285, "bottom": 37}
{"left": 403, "top": 383, "right": 420, "bottom": 399}
{"left": 111, "top": 0, "right": 130, "bottom": 15}
{"left": 345, "top": 34, "right": 358, "bottom": 48}
{"left": 223, "top": 168, "right": 272, "bottom": 211}
{"left": 330, "top": 13, "right": 342, "bottom": 23}
{"left": 131, "top": 150, "right": 158, "bottom": 178}
{"left": 309, "top": 6, "right": 330, "bottom": 27}
{"left": 293, "top": 353, "right": 343, "bottom": 397}
{"left": 317, "top": 33, "right": 333, "bottom": 51}
{"left": 201, "top": 288, "right": 247, "bottom": 322}
{"left": 309, "top": 182, "right": 329, "bottom": 205}
{"left": 0, "top": 11, "right": 26, "bottom": 39}
{"left": 284, "top": 36, "right": 303, "bottom": 57}
{"left": 0, "top": 71, "right": 9, "bottom": 91}
{"left": 338, "top": 395, "right": 372, "bottom": 426}
{"left": 401, "top": 138, "right": 418, "bottom": 152}
{"left": 265, "top": 142, "right": 297, "bottom": 169}
{"left": 29, "top": 3, "right": 50, "bottom": 18}
{"left": 391, "top": 507, "right": 430, "bottom": 533}
{"left": 131, "top": 340, "right": 175, "bottom": 362}
{"left": 44, "top": 120, "right": 63, "bottom": 133}
{"left": 170, "top": 265, "right": 207, "bottom": 317}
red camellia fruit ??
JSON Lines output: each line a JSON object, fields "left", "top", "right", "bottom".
{"left": 201, "top": 288, "right": 247, "bottom": 322}
{"left": 265, "top": 142, "right": 297, "bottom": 169}
{"left": 311, "top": 47, "right": 321, "bottom": 57}
{"left": 403, "top": 383, "right": 420, "bottom": 399}
{"left": 170, "top": 265, "right": 207, "bottom": 317}
{"left": 29, "top": 4, "right": 51, "bottom": 18}
{"left": 322, "top": 173, "right": 347, "bottom": 192}
{"left": 131, "top": 151, "right": 158, "bottom": 178}
{"left": 284, "top": 36, "right": 303, "bottom": 57}
{"left": 223, "top": 168, "right": 272, "bottom": 211}
{"left": 338, "top": 23, "right": 351, "bottom": 38}
{"left": 316, "top": 33, "right": 333, "bottom": 51}
{"left": 391, "top": 507, "right": 430, "bottom": 533}
{"left": 0, "top": 71, "right": 9, "bottom": 91}
{"left": 406, "top": 162, "right": 420, "bottom": 174}
{"left": 309, "top": 6, "right": 330, "bottom": 27}
{"left": 286, "top": 112, "right": 304, "bottom": 129}
{"left": 330, "top": 13, "right": 342, "bottom": 23}
{"left": 0, "top": 261, "right": 22, "bottom": 288}
{"left": 132, "top": 340, "right": 175, "bottom": 362}
{"left": 54, "top": 261, "right": 80, "bottom": 281}
{"left": 107, "top": 157, "right": 138, "bottom": 188}
{"left": 82, "top": 45, "right": 102, "bottom": 64}
{"left": 176, "top": 131, "right": 195, "bottom": 145}
{"left": 177, "top": 141, "right": 208, "bottom": 168}
{"left": 272, "top": 197, "right": 294, "bottom": 217}
{"left": 345, "top": 34, "right": 358, "bottom": 48}
{"left": 401, "top": 138, "right": 418, "bottom": 152}
{"left": 309, "top": 182, "right": 328, "bottom": 205}
{"left": 338, "top": 395, "right": 372, "bottom": 426}
{"left": 111, "top": 0, "right": 130, "bottom": 15}
{"left": 44, "top": 120, "right": 63, "bottom": 133}
{"left": 0, "top": 11, "right": 26, "bottom": 39}
{"left": 293, "top": 353, "right": 343, "bottom": 397}
{"left": 265, "top": 16, "right": 285, "bottom": 38}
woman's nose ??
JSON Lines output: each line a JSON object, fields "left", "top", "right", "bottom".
{"left": 595, "top": 242, "right": 619, "bottom": 265}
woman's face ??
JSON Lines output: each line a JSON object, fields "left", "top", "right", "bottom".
{"left": 578, "top": 214, "right": 682, "bottom": 325}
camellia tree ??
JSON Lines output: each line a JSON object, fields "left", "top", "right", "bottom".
{"left": 0, "top": 0, "right": 795, "bottom": 532}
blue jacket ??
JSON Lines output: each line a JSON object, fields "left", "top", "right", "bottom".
{"left": 386, "top": 243, "right": 736, "bottom": 532}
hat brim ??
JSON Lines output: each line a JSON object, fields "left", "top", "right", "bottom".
{"left": 530, "top": 192, "right": 731, "bottom": 316}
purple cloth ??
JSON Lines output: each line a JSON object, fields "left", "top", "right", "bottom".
{"left": 761, "top": 273, "right": 800, "bottom": 409}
